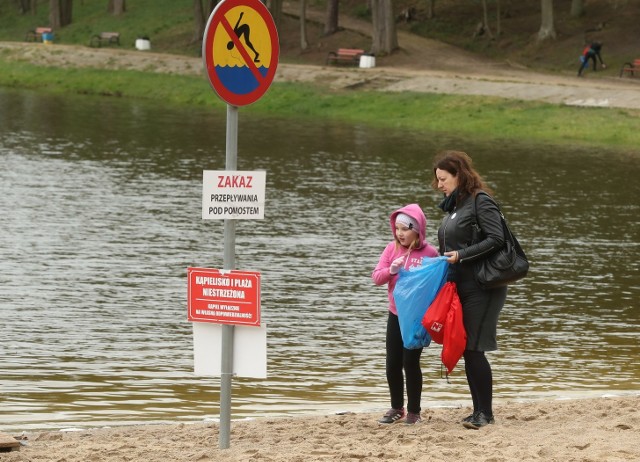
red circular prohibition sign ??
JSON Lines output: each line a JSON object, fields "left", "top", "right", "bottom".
{"left": 203, "top": 0, "right": 279, "bottom": 107}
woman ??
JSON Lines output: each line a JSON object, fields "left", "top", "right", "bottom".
{"left": 371, "top": 204, "right": 439, "bottom": 425}
{"left": 431, "top": 150, "right": 507, "bottom": 430}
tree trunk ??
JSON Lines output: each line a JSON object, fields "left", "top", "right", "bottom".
{"left": 60, "top": 0, "right": 72, "bottom": 26}
{"left": 426, "top": 0, "right": 435, "bottom": 19}
{"left": 267, "top": 0, "right": 283, "bottom": 32}
{"left": 107, "top": 0, "right": 126, "bottom": 15}
{"left": 115, "top": 0, "right": 127, "bottom": 15}
{"left": 18, "top": 0, "right": 31, "bottom": 14}
{"left": 371, "top": 0, "right": 398, "bottom": 55}
{"left": 49, "top": 0, "right": 61, "bottom": 28}
{"left": 496, "top": 0, "right": 501, "bottom": 36}
{"left": 194, "top": 0, "right": 206, "bottom": 43}
{"left": 323, "top": 0, "right": 339, "bottom": 36}
{"left": 31, "top": 0, "right": 38, "bottom": 14}
{"left": 570, "top": 0, "right": 584, "bottom": 17}
{"left": 537, "top": 0, "right": 556, "bottom": 41}
{"left": 300, "top": 0, "right": 308, "bottom": 50}
{"left": 481, "top": 0, "right": 493, "bottom": 38}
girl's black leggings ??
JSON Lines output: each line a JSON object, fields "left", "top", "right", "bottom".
{"left": 385, "top": 312, "right": 423, "bottom": 414}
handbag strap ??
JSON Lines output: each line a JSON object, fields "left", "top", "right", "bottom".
{"left": 472, "top": 191, "right": 521, "bottom": 249}
{"left": 470, "top": 192, "right": 481, "bottom": 237}
{"left": 470, "top": 191, "right": 494, "bottom": 240}
{"left": 472, "top": 192, "right": 528, "bottom": 266}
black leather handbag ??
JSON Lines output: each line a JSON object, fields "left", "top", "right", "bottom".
{"left": 471, "top": 193, "right": 529, "bottom": 289}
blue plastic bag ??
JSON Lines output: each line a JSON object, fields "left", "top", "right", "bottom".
{"left": 393, "top": 256, "right": 449, "bottom": 349}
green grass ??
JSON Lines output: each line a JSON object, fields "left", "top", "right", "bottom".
{"left": 2, "top": 56, "right": 639, "bottom": 151}
{"left": 0, "top": 0, "right": 199, "bottom": 55}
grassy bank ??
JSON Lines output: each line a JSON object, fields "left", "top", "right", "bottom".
{"left": 1, "top": 57, "right": 639, "bottom": 150}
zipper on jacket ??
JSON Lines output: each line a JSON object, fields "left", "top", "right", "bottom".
{"left": 443, "top": 208, "right": 453, "bottom": 255}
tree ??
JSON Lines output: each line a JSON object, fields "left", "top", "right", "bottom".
{"left": 193, "top": 1, "right": 217, "bottom": 47}
{"left": 426, "top": 0, "right": 435, "bottom": 19}
{"left": 480, "top": 0, "right": 493, "bottom": 39}
{"left": 49, "top": 0, "right": 72, "bottom": 28}
{"left": 324, "top": 0, "right": 339, "bottom": 36}
{"left": 371, "top": 0, "right": 397, "bottom": 55}
{"left": 107, "top": 0, "right": 126, "bottom": 15}
{"left": 496, "top": 0, "right": 501, "bottom": 37}
{"left": 300, "top": 0, "right": 308, "bottom": 50}
{"left": 537, "top": 0, "right": 556, "bottom": 41}
{"left": 267, "top": 0, "right": 283, "bottom": 32}
{"left": 194, "top": 0, "right": 206, "bottom": 43}
{"left": 16, "top": 0, "right": 38, "bottom": 14}
{"left": 570, "top": 0, "right": 584, "bottom": 18}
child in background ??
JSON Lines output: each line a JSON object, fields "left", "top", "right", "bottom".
{"left": 371, "top": 204, "right": 439, "bottom": 425}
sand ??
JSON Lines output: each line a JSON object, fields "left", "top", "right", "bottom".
{"left": 1, "top": 395, "right": 638, "bottom": 461}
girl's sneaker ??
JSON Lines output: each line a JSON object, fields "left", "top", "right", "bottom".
{"left": 378, "top": 407, "right": 405, "bottom": 424}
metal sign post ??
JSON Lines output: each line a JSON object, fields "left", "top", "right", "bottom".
{"left": 219, "top": 105, "right": 238, "bottom": 449}
{"left": 201, "top": 0, "right": 278, "bottom": 450}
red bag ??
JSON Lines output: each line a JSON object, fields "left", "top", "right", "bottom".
{"left": 441, "top": 290, "right": 466, "bottom": 374}
{"left": 421, "top": 282, "right": 456, "bottom": 344}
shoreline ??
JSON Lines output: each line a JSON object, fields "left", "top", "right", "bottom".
{"left": 3, "top": 389, "right": 638, "bottom": 434}
{"left": 3, "top": 395, "right": 639, "bottom": 461}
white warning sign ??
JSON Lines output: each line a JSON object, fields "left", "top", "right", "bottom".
{"left": 202, "top": 170, "right": 266, "bottom": 220}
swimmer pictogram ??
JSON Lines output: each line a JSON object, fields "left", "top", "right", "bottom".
{"left": 203, "top": 0, "right": 279, "bottom": 107}
{"left": 227, "top": 12, "right": 260, "bottom": 63}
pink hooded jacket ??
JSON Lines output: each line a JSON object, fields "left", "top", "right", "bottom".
{"left": 371, "top": 204, "right": 439, "bottom": 315}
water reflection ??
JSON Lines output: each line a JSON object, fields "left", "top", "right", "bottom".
{"left": 0, "top": 88, "right": 638, "bottom": 431}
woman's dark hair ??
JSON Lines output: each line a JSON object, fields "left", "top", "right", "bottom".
{"left": 430, "top": 150, "right": 493, "bottom": 199}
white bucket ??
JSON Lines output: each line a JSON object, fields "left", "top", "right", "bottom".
{"left": 135, "top": 39, "right": 151, "bottom": 51}
{"left": 359, "top": 55, "right": 375, "bottom": 68}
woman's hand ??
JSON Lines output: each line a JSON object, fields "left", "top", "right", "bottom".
{"left": 444, "top": 251, "right": 459, "bottom": 264}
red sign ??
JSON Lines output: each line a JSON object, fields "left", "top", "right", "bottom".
{"left": 187, "top": 267, "right": 261, "bottom": 326}
{"left": 202, "top": 0, "right": 279, "bottom": 106}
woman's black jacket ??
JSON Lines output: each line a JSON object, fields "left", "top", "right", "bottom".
{"left": 437, "top": 192, "right": 505, "bottom": 284}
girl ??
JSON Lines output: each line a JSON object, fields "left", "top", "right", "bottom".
{"left": 372, "top": 204, "right": 439, "bottom": 425}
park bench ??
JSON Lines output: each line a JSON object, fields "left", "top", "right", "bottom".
{"left": 25, "top": 27, "right": 52, "bottom": 42}
{"left": 90, "top": 32, "right": 120, "bottom": 48}
{"left": 619, "top": 59, "right": 640, "bottom": 78}
{"left": 326, "top": 48, "right": 365, "bottom": 66}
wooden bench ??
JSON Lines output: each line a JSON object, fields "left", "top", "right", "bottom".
{"left": 90, "top": 32, "right": 120, "bottom": 48}
{"left": 326, "top": 48, "right": 365, "bottom": 66}
{"left": 619, "top": 59, "right": 640, "bottom": 78}
{"left": 25, "top": 27, "right": 52, "bottom": 42}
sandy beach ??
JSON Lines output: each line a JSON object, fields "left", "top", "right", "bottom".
{"left": 1, "top": 394, "right": 637, "bottom": 461}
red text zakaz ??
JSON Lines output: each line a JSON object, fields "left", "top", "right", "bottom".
{"left": 217, "top": 175, "right": 254, "bottom": 188}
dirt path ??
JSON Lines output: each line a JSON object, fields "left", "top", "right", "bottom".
{"left": 2, "top": 35, "right": 640, "bottom": 110}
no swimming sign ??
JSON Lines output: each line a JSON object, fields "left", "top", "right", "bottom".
{"left": 203, "top": 0, "right": 279, "bottom": 106}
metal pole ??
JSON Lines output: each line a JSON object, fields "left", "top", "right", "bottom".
{"left": 219, "top": 104, "right": 238, "bottom": 449}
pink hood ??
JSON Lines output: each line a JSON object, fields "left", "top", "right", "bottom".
{"left": 389, "top": 203, "right": 428, "bottom": 249}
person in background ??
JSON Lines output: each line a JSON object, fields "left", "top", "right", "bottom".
{"left": 431, "top": 151, "right": 507, "bottom": 430}
{"left": 578, "top": 41, "right": 606, "bottom": 76}
{"left": 372, "top": 204, "right": 439, "bottom": 425}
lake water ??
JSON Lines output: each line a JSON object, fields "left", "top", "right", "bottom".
{"left": 1, "top": 88, "right": 638, "bottom": 431}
